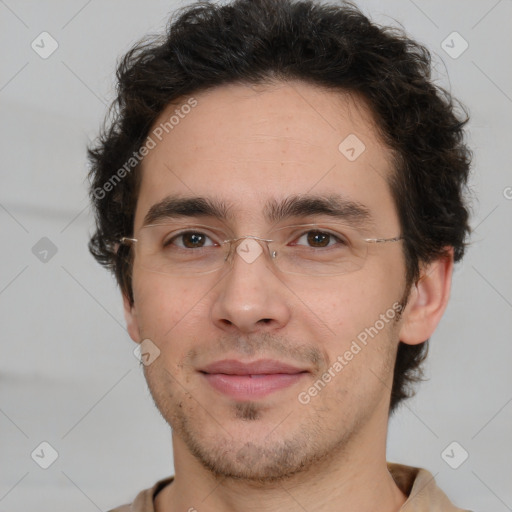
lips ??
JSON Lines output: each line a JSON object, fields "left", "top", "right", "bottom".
{"left": 200, "top": 359, "right": 306, "bottom": 375}
{"left": 199, "top": 359, "right": 308, "bottom": 400}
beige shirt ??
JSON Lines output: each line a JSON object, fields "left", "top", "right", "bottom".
{"left": 108, "top": 463, "right": 471, "bottom": 512}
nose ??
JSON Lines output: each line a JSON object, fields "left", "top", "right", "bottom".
{"left": 210, "top": 238, "right": 292, "bottom": 334}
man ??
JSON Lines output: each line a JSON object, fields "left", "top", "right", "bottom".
{"left": 88, "top": 0, "right": 472, "bottom": 510}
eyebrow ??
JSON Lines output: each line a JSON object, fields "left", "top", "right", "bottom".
{"left": 142, "top": 194, "right": 372, "bottom": 228}
{"left": 143, "top": 196, "right": 234, "bottom": 226}
{"left": 264, "top": 194, "right": 372, "bottom": 227}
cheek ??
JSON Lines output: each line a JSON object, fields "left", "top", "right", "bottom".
{"left": 294, "top": 268, "right": 403, "bottom": 370}
{"left": 296, "top": 276, "right": 394, "bottom": 337}
{"left": 132, "top": 272, "right": 211, "bottom": 350}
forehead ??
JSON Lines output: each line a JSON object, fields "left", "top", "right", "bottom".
{"left": 135, "top": 80, "right": 398, "bottom": 231}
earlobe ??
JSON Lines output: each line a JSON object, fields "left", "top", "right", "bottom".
{"left": 398, "top": 249, "right": 454, "bottom": 345}
{"left": 122, "top": 292, "right": 141, "bottom": 343}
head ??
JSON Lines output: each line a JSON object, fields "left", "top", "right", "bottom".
{"left": 88, "top": 0, "right": 471, "bottom": 482}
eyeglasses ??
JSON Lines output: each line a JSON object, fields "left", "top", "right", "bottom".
{"left": 119, "top": 222, "right": 403, "bottom": 277}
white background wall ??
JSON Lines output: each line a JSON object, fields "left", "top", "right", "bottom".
{"left": 0, "top": 0, "right": 511, "bottom": 510}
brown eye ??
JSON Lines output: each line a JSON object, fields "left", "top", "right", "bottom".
{"left": 307, "top": 231, "right": 331, "bottom": 247}
{"left": 294, "top": 230, "right": 346, "bottom": 248}
{"left": 182, "top": 232, "right": 207, "bottom": 248}
{"left": 165, "top": 231, "right": 216, "bottom": 249}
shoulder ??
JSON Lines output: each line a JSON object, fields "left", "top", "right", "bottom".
{"left": 388, "top": 462, "right": 472, "bottom": 512}
{"left": 106, "top": 476, "right": 175, "bottom": 512}
{"left": 107, "top": 506, "right": 131, "bottom": 512}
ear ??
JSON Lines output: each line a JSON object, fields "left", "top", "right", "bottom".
{"left": 399, "top": 248, "right": 454, "bottom": 345}
{"left": 122, "top": 292, "right": 141, "bottom": 344}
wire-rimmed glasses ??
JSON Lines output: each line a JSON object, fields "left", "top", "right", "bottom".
{"left": 119, "top": 222, "right": 403, "bottom": 276}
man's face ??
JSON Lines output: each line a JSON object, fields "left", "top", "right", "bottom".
{"left": 125, "top": 81, "right": 409, "bottom": 481}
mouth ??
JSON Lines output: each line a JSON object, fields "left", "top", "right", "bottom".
{"left": 199, "top": 359, "right": 309, "bottom": 400}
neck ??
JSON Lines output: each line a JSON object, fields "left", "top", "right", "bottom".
{"left": 155, "top": 411, "right": 406, "bottom": 512}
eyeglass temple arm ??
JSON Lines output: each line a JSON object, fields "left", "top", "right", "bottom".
{"left": 119, "top": 236, "right": 137, "bottom": 245}
{"left": 364, "top": 236, "right": 404, "bottom": 244}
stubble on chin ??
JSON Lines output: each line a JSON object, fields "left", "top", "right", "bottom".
{"left": 141, "top": 312, "right": 403, "bottom": 485}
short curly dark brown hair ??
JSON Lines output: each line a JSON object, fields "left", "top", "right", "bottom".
{"left": 87, "top": 0, "right": 471, "bottom": 413}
